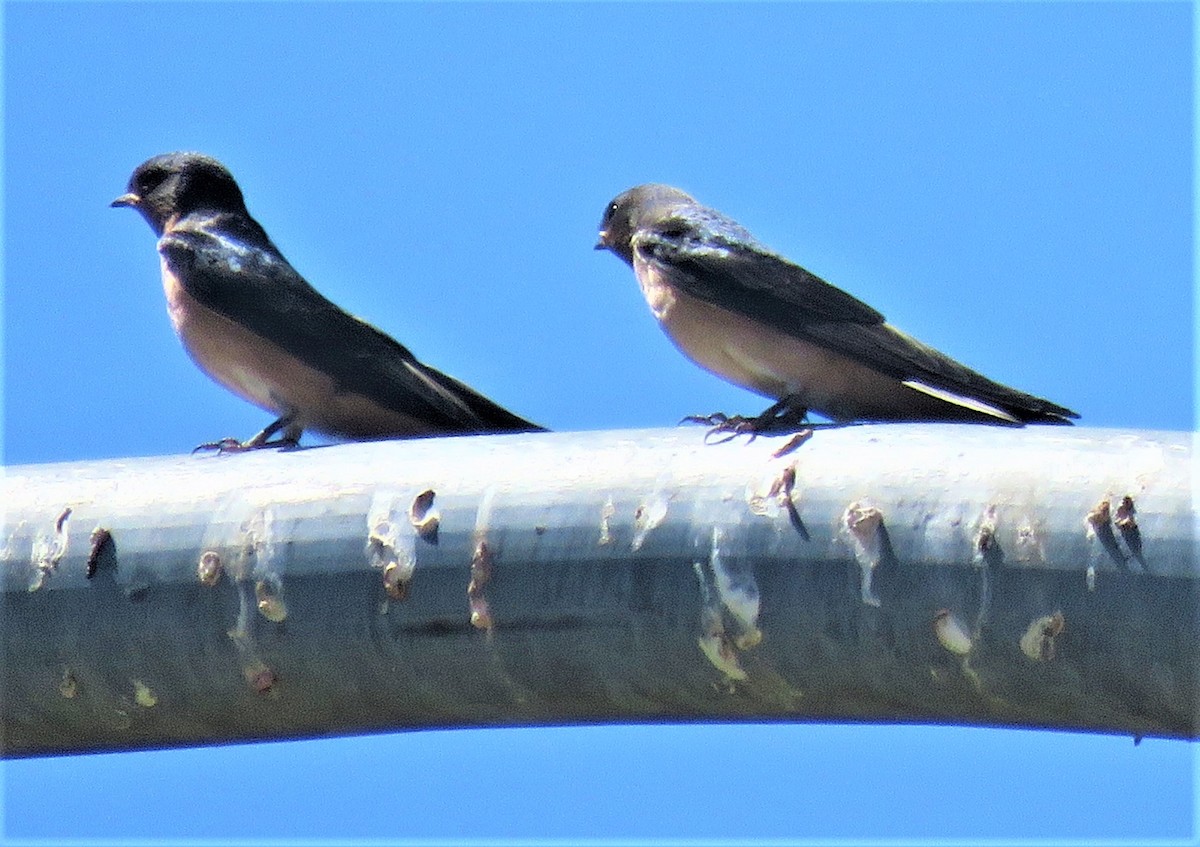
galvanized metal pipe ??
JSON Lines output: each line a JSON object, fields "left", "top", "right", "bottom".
{"left": 1, "top": 425, "right": 1194, "bottom": 757}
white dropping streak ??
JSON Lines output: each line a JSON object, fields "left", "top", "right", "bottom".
{"left": 708, "top": 526, "right": 762, "bottom": 649}
{"left": 843, "top": 502, "right": 884, "bottom": 607}
{"left": 692, "top": 560, "right": 747, "bottom": 681}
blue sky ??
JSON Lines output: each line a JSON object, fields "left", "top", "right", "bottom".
{"left": 2, "top": 1, "right": 1194, "bottom": 843}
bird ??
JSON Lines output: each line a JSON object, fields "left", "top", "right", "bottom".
{"left": 595, "top": 184, "right": 1077, "bottom": 433}
{"left": 113, "top": 152, "right": 542, "bottom": 450}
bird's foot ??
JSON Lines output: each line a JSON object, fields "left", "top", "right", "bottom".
{"left": 680, "top": 412, "right": 763, "bottom": 444}
{"left": 680, "top": 411, "right": 732, "bottom": 427}
{"left": 192, "top": 415, "right": 302, "bottom": 454}
{"left": 706, "top": 416, "right": 769, "bottom": 445}
{"left": 191, "top": 433, "right": 300, "bottom": 454}
{"left": 192, "top": 437, "right": 246, "bottom": 455}
{"left": 683, "top": 396, "right": 811, "bottom": 445}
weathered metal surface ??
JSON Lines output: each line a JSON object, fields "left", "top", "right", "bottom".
{"left": 1, "top": 424, "right": 1194, "bottom": 757}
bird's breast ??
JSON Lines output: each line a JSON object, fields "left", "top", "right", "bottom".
{"left": 160, "top": 257, "right": 293, "bottom": 413}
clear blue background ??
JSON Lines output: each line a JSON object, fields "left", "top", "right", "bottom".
{"left": 3, "top": 2, "right": 1194, "bottom": 843}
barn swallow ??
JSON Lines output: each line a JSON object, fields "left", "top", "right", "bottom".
{"left": 596, "top": 184, "right": 1077, "bottom": 430}
{"left": 113, "top": 152, "right": 542, "bottom": 450}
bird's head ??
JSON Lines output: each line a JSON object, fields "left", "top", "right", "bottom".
{"left": 595, "top": 183, "right": 697, "bottom": 265}
{"left": 112, "top": 152, "right": 248, "bottom": 236}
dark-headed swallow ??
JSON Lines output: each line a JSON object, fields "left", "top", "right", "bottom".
{"left": 113, "top": 152, "right": 542, "bottom": 449}
{"left": 596, "top": 184, "right": 1077, "bottom": 430}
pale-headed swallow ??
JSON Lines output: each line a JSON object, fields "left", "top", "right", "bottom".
{"left": 596, "top": 184, "right": 1077, "bottom": 429}
{"left": 114, "top": 152, "right": 542, "bottom": 449}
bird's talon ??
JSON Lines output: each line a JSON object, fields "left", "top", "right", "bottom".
{"left": 192, "top": 435, "right": 298, "bottom": 454}
{"left": 681, "top": 412, "right": 730, "bottom": 427}
{"left": 703, "top": 428, "right": 736, "bottom": 446}
{"left": 701, "top": 418, "right": 760, "bottom": 445}
{"left": 192, "top": 437, "right": 246, "bottom": 455}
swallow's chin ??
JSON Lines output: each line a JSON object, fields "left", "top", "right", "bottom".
{"left": 111, "top": 194, "right": 171, "bottom": 236}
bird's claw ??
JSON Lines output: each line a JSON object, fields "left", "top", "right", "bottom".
{"left": 192, "top": 434, "right": 300, "bottom": 455}
{"left": 193, "top": 437, "right": 246, "bottom": 455}
{"left": 681, "top": 411, "right": 763, "bottom": 443}
{"left": 680, "top": 412, "right": 731, "bottom": 427}
{"left": 703, "top": 416, "right": 764, "bottom": 445}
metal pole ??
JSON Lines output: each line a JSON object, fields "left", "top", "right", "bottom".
{"left": 1, "top": 425, "right": 1195, "bottom": 757}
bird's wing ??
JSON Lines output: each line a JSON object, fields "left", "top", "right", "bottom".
{"left": 158, "top": 223, "right": 542, "bottom": 433}
{"left": 632, "top": 206, "right": 885, "bottom": 327}
{"left": 634, "top": 208, "right": 1077, "bottom": 422}
{"left": 806, "top": 320, "right": 1078, "bottom": 422}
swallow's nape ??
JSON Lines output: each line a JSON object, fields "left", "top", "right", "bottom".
{"left": 113, "top": 151, "right": 543, "bottom": 451}
{"left": 595, "top": 183, "right": 1078, "bottom": 432}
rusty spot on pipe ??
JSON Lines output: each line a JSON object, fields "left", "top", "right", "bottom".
{"left": 469, "top": 540, "right": 494, "bottom": 631}
{"left": 844, "top": 501, "right": 885, "bottom": 607}
{"left": 771, "top": 427, "right": 813, "bottom": 458}
{"left": 383, "top": 562, "right": 412, "bottom": 601}
{"left": 777, "top": 465, "right": 810, "bottom": 541}
{"left": 1020, "top": 612, "right": 1065, "bottom": 661}
{"left": 1086, "top": 498, "right": 1128, "bottom": 569}
{"left": 244, "top": 663, "right": 278, "bottom": 695}
{"left": 197, "top": 550, "right": 223, "bottom": 587}
{"left": 409, "top": 489, "right": 440, "bottom": 544}
{"left": 1114, "top": 495, "right": 1146, "bottom": 570}
{"left": 255, "top": 579, "right": 287, "bottom": 623}
{"left": 58, "top": 668, "right": 78, "bottom": 699}
{"left": 86, "top": 527, "right": 113, "bottom": 579}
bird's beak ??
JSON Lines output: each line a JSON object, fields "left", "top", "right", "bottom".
{"left": 594, "top": 230, "right": 610, "bottom": 251}
{"left": 110, "top": 192, "right": 140, "bottom": 209}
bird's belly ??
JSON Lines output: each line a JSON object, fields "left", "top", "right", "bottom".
{"left": 643, "top": 274, "right": 929, "bottom": 420}
{"left": 160, "top": 263, "right": 436, "bottom": 438}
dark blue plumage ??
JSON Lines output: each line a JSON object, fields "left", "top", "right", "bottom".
{"left": 114, "top": 152, "right": 542, "bottom": 449}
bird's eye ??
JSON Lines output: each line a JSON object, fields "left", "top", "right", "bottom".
{"left": 605, "top": 201, "right": 619, "bottom": 222}
{"left": 137, "top": 167, "right": 168, "bottom": 195}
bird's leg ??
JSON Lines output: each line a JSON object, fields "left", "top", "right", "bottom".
{"left": 193, "top": 413, "right": 303, "bottom": 454}
{"left": 245, "top": 416, "right": 303, "bottom": 449}
{"left": 685, "top": 395, "right": 810, "bottom": 443}
{"left": 748, "top": 396, "right": 810, "bottom": 434}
